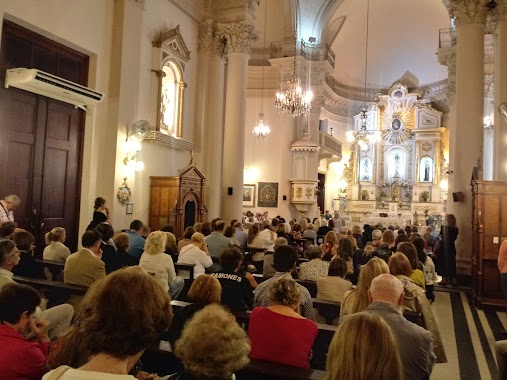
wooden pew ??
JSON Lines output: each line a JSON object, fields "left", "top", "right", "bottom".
{"left": 237, "top": 359, "right": 325, "bottom": 380}
{"left": 14, "top": 276, "right": 87, "bottom": 296}
{"left": 312, "top": 299, "right": 340, "bottom": 325}
{"left": 243, "top": 247, "right": 266, "bottom": 273}
{"left": 35, "top": 259, "right": 64, "bottom": 281}
{"left": 174, "top": 263, "right": 195, "bottom": 281}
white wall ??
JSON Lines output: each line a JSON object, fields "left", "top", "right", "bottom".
{"left": 243, "top": 95, "right": 297, "bottom": 220}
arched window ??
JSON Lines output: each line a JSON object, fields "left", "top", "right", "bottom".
{"left": 160, "top": 60, "right": 183, "bottom": 137}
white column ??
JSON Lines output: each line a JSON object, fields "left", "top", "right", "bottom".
{"left": 219, "top": 22, "right": 256, "bottom": 222}
{"left": 195, "top": 21, "right": 226, "bottom": 219}
{"left": 494, "top": 2, "right": 507, "bottom": 179}
{"left": 447, "top": 0, "right": 487, "bottom": 274}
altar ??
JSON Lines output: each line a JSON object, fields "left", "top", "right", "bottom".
{"left": 339, "top": 83, "right": 447, "bottom": 224}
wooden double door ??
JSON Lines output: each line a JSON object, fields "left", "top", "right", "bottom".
{"left": 0, "top": 86, "right": 83, "bottom": 253}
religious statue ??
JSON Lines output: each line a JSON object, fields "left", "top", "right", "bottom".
{"left": 424, "top": 160, "right": 430, "bottom": 182}
{"left": 394, "top": 154, "right": 401, "bottom": 178}
{"left": 362, "top": 159, "right": 371, "bottom": 181}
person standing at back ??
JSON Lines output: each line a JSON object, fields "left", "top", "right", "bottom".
{"left": 85, "top": 197, "right": 111, "bottom": 231}
{"left": 0, "top": 195, "right": 24, "bottom": 232}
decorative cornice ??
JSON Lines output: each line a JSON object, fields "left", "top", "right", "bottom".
{"left": 291, "top": 139, "right": 320, "bottom": 152}
{"left": 217, "top": 22, "right": 257, "bottom": 55}
{"left": 446, "top": 0, "right": 488, "bottom": 26}
{"left": 143, "top": 132, "right": 194, "bottom": 151}
{"left": 153, "top": 25, "right": 191, "bottom": 62}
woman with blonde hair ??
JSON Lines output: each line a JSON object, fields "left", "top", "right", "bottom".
{"left": 300, "top": 218, "right": 308, "bottom": 232}
{"left": 341, "top": 258, "right": 389, "bottom": 317}
{"left": 166, "top": 274, "right": 222, "bottom": 349}
{"left": 324, "top": 313, "right": 402, "bottom": 380}
{"left": 170, "top": 304, "right": 250, "bottom": 379}
{"left": 43, "top": 227, "right": 70, "bottom": 264}
{"left": 44, "top": 267, "right": 172, "bottom": 379}
{"left": 388, "top": 253, "right": 447, "bottom": 363}
{"left": 249, "top": 278, "right": 318, "bottom": 368}
{"left": 140, "top": 231, "right": 184, "bottom": 300}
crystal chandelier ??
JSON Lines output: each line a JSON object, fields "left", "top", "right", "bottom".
{"left": 252, "top": 1, "right": 270, "bottom": 141}
{"left": 252, "top": 113, "right": 271, "bottom": 140}
{"left": 274, "top": 0, "right": 313, "bottom": 117}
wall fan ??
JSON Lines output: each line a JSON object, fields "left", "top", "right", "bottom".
{"left": 128, "top": 120, "right": 151, "bottom": 139}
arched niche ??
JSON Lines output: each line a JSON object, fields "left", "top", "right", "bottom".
{"left": 419, "top": 156, "right": 433, "bottom": 183}
{"left": 359, "top": 157, "right": 372, "bottom": 182}
{"left": 387, "top": 147, "right": 407, "bottom": 181}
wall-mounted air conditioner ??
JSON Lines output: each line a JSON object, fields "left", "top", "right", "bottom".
{"left": 5, "top": 68, "right": 103, "bottom": 111}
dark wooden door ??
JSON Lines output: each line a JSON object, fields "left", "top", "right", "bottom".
{"left": 0, "top": 86, "right": 83, "bottom": 252}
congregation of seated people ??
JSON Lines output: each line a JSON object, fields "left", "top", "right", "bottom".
{"left": 0, "top": 194, "right": 450, "bottom": 379}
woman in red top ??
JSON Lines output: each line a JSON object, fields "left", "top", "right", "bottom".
{"left": 249, "top": 278, "right": 318, "bottom": 368}
{"left": 0, "top": 283, "right": 50, "bottom": 380}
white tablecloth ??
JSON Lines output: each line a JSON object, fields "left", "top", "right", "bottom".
{"left": 360, "top": 216, "right": 410, "bottom": 227}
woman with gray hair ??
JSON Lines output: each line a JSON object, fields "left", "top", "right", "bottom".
{"left": 299, "top": 245, "right": 330, "bottom": 281}
{"left": 170, "top": 304, "right": 250, "bottom": 379}
{"left": 177, "top": 232, "right": 213, "bottom": 278}
{"left": 249, "top": 278, "right": 318, "bottom": 368}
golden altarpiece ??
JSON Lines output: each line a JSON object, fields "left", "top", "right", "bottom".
{"left": 341, "top": 83, "right": 447, "bottom": 226}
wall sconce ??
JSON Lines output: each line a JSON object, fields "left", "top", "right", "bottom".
{"left": 123, "top": 137, "right": 144, "bottom": 174}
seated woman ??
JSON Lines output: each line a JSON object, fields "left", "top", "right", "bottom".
{"left": 321, "top": 231, "right": 338, "bottom": 261}
{"left": 43, "top": 227, "right": 71, "bottom": 264}
{"left": 316, "top": 258, "right": 352, "bottom": 303}
{"left": 43, "top": 266, "right": 172, "bottom": 379}
{"left": 165, "top": 274, "right": 221, "bottom": 348}
{"left": 249, "top": 278, "right": 318, "bottom": 368}
{"left": 397, "top": 242, "right": 425, "bottom": 288}
{"left": 302, "top": 223, "right": 317, "bottom": 241}
{"left": 247, "top": 223, "right": 271, "bottom": 265}
{"left": 112, "top": 232, "right": 138, "bottom": 267}
{"left": 0, "top": 283, "right": 51, "bottom": 380}
{"left": 177, "top": 232, "right": 213, "bottom": 278}
{"left": 317, "top": 219, "right": 330, "bottom": 236}
{"left": 11, "top": 231, "right": 44, "bottom": 279}
{"left": 352, "top": 242, "right": 376, "bottom": 285}
{"left": 224, "top": 226, "right": 240, "bottom": 247}
{"left": 340, "top": 257, "right": 389, "bottom": 318}
{"left": 388, "top": 253, "right": 447, "bottom": 363}
{"left": 351, "top": 225, "right": 364, "bottom": 249}
{"left": 263, "top": 237, "right": 287, "bottom": 277}
{"left": 178, "top": 226, "right": 195, "bottom": 254}
{"left": 299, "top": 245, "right": 329, "bottom": 281}
{"left": 337, "top": 237, "right": 354, "bottom": 276}
{"left": 140, "top": 231, "right": 184, "bottom": 300}
{"left": 170, "top": 304, "right": 250, "bottom": 379}
{"left": 0, "top": 221, "right": 16, "bottom": 241}
{"left": 290, "top": 223, "right": 303, "bottom": 241}
{"left": 324, "top": 313, "right": 402, "bottom": 380}
{"left": 165, "top": 231, "right": 178, "bottom": 260}
{"left": 95, "top": 223, "right": 117, "bottom": 274}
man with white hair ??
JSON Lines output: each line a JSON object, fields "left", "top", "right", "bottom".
{"left": 365, "top": 273, "right": 436, "bottom": 380}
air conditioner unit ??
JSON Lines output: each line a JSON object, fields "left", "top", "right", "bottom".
{"left": 5, "top": 68, "right": 103, "bottom": 111}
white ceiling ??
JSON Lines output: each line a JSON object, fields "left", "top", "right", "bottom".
{"left": 328, "top": 0, "right": 451, "bottom": 87}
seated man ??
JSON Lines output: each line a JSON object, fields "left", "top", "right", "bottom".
{"left": 0, "top": 283, "right": 50, "bottom": 379}
{"left": 64, "top": 230, "right": 106, "bottom": 287}
{"left": 125, "top": 220, "right": 146, "bottom": 260}
{"left": 254, "top": 245, "right": 314, "bottom": 320}
{"left": 0, "top": 240, "right": 73, "bottom": 340}
{"left": 211, "top": 247, "right": 254, "bottom": 312}
{"left": 365, "top": 273, "right": 436, "bottom": 380}
{"left": 205, "top": 220, "right": 231, "bottom": 261}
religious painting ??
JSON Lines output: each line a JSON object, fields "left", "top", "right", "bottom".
{"left": 242, "top": 184, "right": 256, "bottom": 208}
{"left": 419, "top": 156, "right": 433, "bottom": 183}
{"left": 258, "top": 182, "right": 278, "bottom": 207}
{"left": 359, "top": 157, "right": 372, "bottom": 182}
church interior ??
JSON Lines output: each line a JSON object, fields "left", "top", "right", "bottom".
{"left": 2, "top": 0, "right": 507, "bottom": 379}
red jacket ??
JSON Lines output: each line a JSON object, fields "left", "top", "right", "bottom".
{"left": 0, "top": 324, "right": 49, "bottom": 380}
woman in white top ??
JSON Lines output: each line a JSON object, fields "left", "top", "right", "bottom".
{"left": 247, "top": 223, "right": 272, "bottom": 261}
{"left": 43, "top": 227, "right": 71, "bottom": 263}
{"left": 177, "top": 232, "right": 213, "bottom": 278}
{"left": 139, "top": 231, "right": 184, "bottom": 300}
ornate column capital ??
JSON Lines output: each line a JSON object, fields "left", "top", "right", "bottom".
{"left": 217, "top": 22, "right": 257, "bottom": 55}
{"left": 446, "top": 0, "right": 488, "bottom": 26}
{"left": 198, "top": 20, "right": 226, "bottom": 57}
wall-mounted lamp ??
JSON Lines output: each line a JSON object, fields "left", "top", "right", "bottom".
{"left": 123, "top": 120, "right": 151, "bottom": 175}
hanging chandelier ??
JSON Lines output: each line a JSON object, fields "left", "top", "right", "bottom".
{"left": 352, "top": 106, "right": 381, "bottom": 151}
{"left": 349, "top": 0, "right": 380, "bottom": 152}
{"left": 252, "top": 1, "right": 270, "bottom": 141}
{"left": 274, "top": 0, "right": 313, "bottom": 117}
{"left": 252, "top": 112, "right": 271, "bottom": 140}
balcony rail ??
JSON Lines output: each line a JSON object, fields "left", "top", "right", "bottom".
{"left": 270, "top": 38, "right": 335, "bottom": 68}
{"left": 439, "top": 28, "right": 456, "bottom": 48}
{"left": 318, "top": 131, "right": 342, "bottom": 159}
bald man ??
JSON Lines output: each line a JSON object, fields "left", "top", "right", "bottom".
{"left": 366, "top": 274, "right": 436, "bottom": 380}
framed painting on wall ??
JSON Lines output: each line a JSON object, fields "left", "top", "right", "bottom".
{"left": 258, "top": 182, "right": 278, "bottom": 207}
{"left": 243, "top": 184, "right": 256, "bottom": 207}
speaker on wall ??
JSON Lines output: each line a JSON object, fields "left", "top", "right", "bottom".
{"left": 283, "top": 195, "right": 287, "bottom": 201}
{"left": 227, "top": 187, "right": 233, "bottom": 195}
{"left": 452, "top": 191, "right": 465, "bottom": 202}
